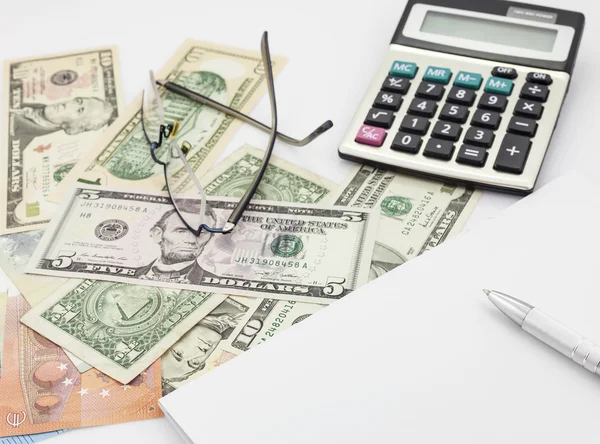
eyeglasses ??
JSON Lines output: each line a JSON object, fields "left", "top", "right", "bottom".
{"left": 140, "top": 31, "right": 332, "bottom": 235}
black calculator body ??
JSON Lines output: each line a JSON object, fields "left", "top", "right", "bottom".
{"left": 338, "top": 0, "right": 584, "bottom": 194}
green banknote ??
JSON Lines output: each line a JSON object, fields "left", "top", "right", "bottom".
{"left": 48, "top": 41, "right": 286, "bottom": 203}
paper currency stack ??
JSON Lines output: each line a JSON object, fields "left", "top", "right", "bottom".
{"left": 0, "top": 41, "right": 481, "bottom": 442}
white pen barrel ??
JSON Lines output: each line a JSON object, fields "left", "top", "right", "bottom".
{"left": 523, "top": 309, "right": 600, "bottom": 375}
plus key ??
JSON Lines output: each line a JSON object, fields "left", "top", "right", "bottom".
{"left": 494, "top": 134, "right": 532, "bottom": 174}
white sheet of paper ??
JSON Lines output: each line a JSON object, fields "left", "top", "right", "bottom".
{"left": 160, "top": 174, "right": 600, "bottom": 443}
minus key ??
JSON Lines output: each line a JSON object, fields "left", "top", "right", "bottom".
{"left": 507, "top": 116, "right": 538, "bottom": 137}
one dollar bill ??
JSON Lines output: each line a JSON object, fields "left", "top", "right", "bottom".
{"left": 1, "top": 47, "right": 124, "bottom": 234}
{"left": 48, "top": 40, "right": 286, "bottom": 203}
{"left": 0, "top": 292, "right": 6, "bottom": 376}
{"left": 27, "top": 186, "right": 376, "bottom": 303}
{"left": 21, "top": 279, "right": 226, "bottom": 384}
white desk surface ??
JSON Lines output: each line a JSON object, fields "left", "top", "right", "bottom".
{"left": 0, "top": 0, "right": 598, "bottom": 442}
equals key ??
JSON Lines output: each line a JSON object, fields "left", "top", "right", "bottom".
{"left": 508, "top": 116, "right": 538, "bottom": 137}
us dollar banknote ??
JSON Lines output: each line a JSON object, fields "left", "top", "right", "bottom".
{"left": 0, "top": 295, "right": 162, "bottom": 439}
{"left": 48, "top": 41, "right": 286, "bottom": 203}
{"left": 334, "top": 165, "right": 481, "bottom": 280}
{"left": 21, "top": 280, "right": 226, "bottom": 384}
{"left": 27, "top": 186, "right": 376, "bottom": 303}
{"left": 1, "top": 47, "right": 123, "bottom": 234}
{"left": 201, "top": 144, "right": 339, "bottom": 204}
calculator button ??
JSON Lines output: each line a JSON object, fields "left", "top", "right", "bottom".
{"left": 408, "top": 98, "right": 438, "bottom": 117}
{"left": 389, "top": 61, "right": 418, "bottom": 79}
{"left": 491, "top": 66, "right": 517, "bottom": 79}
{"left": 484, "top": 77, "right": 513, "bottom": 95}
{"left": 439, "top": 103, "right": 469, "bottom": 123}
{"left": 456, "top": 145, "right": 488, "bottom": 167}
{"left": 373, "top": 91, "right": 403, "bottom": 111}
{"left": 454, "top": 71, "right": 483, "bottom": 90}
{"left": 364, "top": 108, "right": 395, "bottom": 129}
{"left": 514, "top": 99, "right": 544, "bottom": 119}
{"left": 526, "top": 72, "right": 553, "bottom": 85}
{"left": 400, "top": 115, "right": 430, "bottom": 135}
{"left": 355, "top": 124, "right": 387, "bottom": 147}
{"left": 520, "top": 83, "right": 549, "bottom": 102}
{"left": 423, "top": 66, "right": 452, "bottom": 85}
{"left": 382, "top": 76, "right": 411, "bottom": 94}
{"left": 478, "top": 93, "right": 507, "bottom": 112}
{"left": 471, "top": 110, "right": 501, "bottom": 130}
{"left": 494, "top": 134, "right": 531, "bottom": 174}
{"left": 423, "top": 139, "right": 455, "bottom": 160}
{"left": 464, "top": 127, "right": 495, "bottom": 148}
{"left": 507, "top": 116, "right": 538, "bottom": 137}
{"left": 391, "top": 132, "right": 422, "bottom": 154}
{"left": 431, "top": 121, "right": 462, "bottom": 141}
{"left": 447, "top": 87, "right": 476, "bottom": 106}
{"left": 416, "top": 82, "right": 445, "bottom": 100}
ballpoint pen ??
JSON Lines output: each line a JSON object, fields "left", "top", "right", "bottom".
{"left": 485, "top": 289, "right": 600, "bottom": 376}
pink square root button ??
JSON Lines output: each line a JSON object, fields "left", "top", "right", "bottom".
{"left": 355, "top": 124, "right": 386, "bottom": 147}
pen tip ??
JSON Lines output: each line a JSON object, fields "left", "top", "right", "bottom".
{"left": 156, "top": 79, "right": 166, "bottom": 86}
{"left": 482, "top": 289, "right": 491, "bottom": 297}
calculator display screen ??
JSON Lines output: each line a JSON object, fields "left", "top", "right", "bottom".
{"left": 420, "top": 10, "right": 558, "bottom": 52}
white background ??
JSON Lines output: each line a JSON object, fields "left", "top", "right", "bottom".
{"left": 0, "top": 0, "right": 598, "bottom": 442}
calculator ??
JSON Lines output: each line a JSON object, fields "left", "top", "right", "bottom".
{"left": 338, "top": 0, "right": 585, "bottom": 194}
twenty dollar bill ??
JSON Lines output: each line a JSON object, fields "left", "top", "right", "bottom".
{"left": 27, "top": 186, "right": 376, "bottom": 303}
{"left": 1, "top": 47, "right": 123, "bottom": 234}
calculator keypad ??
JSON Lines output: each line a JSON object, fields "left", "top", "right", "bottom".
{"left": 348, "top": 58, "right": 559, "bottom": 187}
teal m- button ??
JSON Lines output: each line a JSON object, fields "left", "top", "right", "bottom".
{"left": 389, "top": 61, "right": 418, "bottom": 79}
{"left": 484, "top": 76, "right": 514, "bottom": 95}
{"left": 454, "top": 71, "right": 483, "bottom": 89}
{"left": 423, "top": 66, "right": 452, "bottom": 84}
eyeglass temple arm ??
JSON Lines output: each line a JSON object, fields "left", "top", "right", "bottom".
{"left": 154, "top": 81, "right": 331, "bottom": 147}
{"left": 222, "top": 31, "right": 279, "bottom": 234}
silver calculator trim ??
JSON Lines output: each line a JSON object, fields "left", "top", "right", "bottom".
{"left": 338, "top": 44, "right": 570, "bottom": 193}
{"left": 403, "top": 4, "right": 575, "bottom": 63}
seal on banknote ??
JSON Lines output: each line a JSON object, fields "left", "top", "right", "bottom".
{"left": 95, "top": 219, "right": 129, "bottom": 241}
{"left": 380, "top": 196, "right": 412, "bottom": 218}
{"left": 270, "top": 235, "right": 304, "bottom": 258}
{"left": 50, "top": 69, "right": 78, "bottom": 85}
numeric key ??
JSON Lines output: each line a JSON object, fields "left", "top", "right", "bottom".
{"left": 432, "top": 121, "right": 462, "bottom": 141}
{"left": 373, "top": 91, "right": 403, "bottom": 111}
{"left": 391, "top": 132, "right": 422, "bottom": 154}
{"left": 464, "top": 127, "right": 495, "bottom": 148}
{"left": 408, "top": 98, "right": 438, "bottom": 117}
{"left": 447, "top": 87, "right": 476, "bottom": 106}
{"left": 416, "top": 81, "right": 445, "bottom": 100}
{"left": 400, "top": 115, "right": 430, "bottom": 135}
{"left": 471, "top": 110, "right": 501, "bottom": 130}
{"left": 478, "top": 93, "right": 507, "bottom": 112}
{"left": 382, "top": 76, "right": 411, "bottom": 94}
{"left": 439, "top": 104, "right": 469, "bottom": 123}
